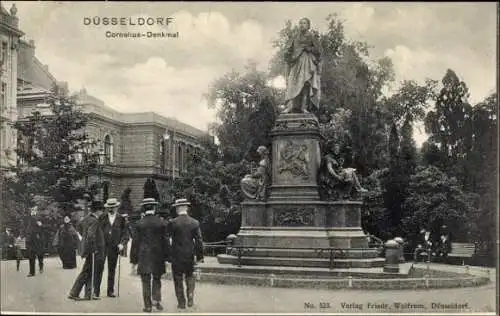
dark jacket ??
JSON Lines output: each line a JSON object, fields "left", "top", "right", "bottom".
{"left": 25, "top": 216, "right": 45, "bottom": 254}
{"left": 99, "top": 212, "right": 129, "bottom": 252}
{"left": 128, "top": 222, "right": 138, "bottom": 262}
{"left": 55, "top": 223, "right": 79, "bottom": 250}
{"left": 130, "top": 214, "right": 170, "bottom": 275}
{"left": 167, "top": 214, "right": 204, "bottom": 268}
{"left": 79, "top": 213, "right": 106, "bottom": 259}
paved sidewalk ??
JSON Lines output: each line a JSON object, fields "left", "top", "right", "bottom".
{"left": 1, "top": 256, "right": 496, "bottom": 314}
{"left": 412, "top": 262, "right": 496, "bottom": 280}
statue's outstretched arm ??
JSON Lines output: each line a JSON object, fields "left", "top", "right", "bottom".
{"left": 327, "top": 162, "right": 342, "bottom": 181}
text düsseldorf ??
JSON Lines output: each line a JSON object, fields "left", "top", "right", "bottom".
{"left": 83, "top": 17, "right": 174, "bottom": 26}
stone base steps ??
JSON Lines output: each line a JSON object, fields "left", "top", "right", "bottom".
{"left": 199, "top": 262, "right": 412, "bottom": 279}
{"left": 227, "top": 248, "right": 381, "bottom": 259}
{"left": 217, "top": 254, "right": 385, "bottom": 269}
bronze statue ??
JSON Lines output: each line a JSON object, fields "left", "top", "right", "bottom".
{"left": 282, "top": 17, "right": 321, "bottom": 114}
{"left": 318, "top": 142, "right": 367, "bottom": 200}
{"left": 240, "top": 146, "right": 270, "bottom": 200}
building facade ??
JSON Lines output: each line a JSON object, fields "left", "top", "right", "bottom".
{"left": 16, "top": 41, "right": 207, "bottom": 209}
{"left": 0, "top": 4, "right": 23, "bottom": 171}
{"left": 75, "top": 89, "right": 206, "bottom": 208}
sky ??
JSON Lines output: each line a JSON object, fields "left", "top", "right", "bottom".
{"left": 4, "top": 2, "right": 497, "bottom": 146}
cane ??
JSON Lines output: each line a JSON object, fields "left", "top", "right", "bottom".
{"left": 90, "top": 252, "right": 95, "bottom": 300}
{"left": 117, "top": 252, "right": 121, "bottom": 297}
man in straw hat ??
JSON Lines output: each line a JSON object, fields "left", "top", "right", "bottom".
{"left": 130, "top": 198, "right": 171, "bottom": 312}
{"left": 168, "top": 198, "right": 204, "bottom": 309}
{"left": 68, "top": 200, "right": 105, "bottom": 301}
{"left": 95, "top": 198, "right": 129, "bottom": 298}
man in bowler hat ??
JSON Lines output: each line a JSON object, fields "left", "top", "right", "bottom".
{"left": 168, "top": 198, "right": 204, "bottom": 309}
{"left": 68, "top": 201, "right": 106, "bottom": 300}
{"left": 95, "top": 198, "right": 129, "bottom": 298}
{"left": 130, "top": 198, "right": 171, "bottom": 312}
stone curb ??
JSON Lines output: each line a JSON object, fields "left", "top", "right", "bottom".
{"left": 155, "top": 270, "right": 490, "bottom": 291}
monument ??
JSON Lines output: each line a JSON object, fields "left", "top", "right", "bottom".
{"left": 217, "top": 17, "right": 382, "bottom": 269}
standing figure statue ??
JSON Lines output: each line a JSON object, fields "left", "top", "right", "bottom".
{"left": 318, "top": 142, "right": 367, "bottom": 200}
{"left": 240, "top": 146, "right": 270, "bottom": 200}
{"left": 282, "top": 17, "right": 321, "bottom": 114}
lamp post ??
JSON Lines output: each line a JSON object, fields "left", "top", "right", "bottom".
{"left": 80, "top": 139, "right": 92, "bottom": 215}
{"left": 97, "top": 141, "right": 106, "bottom": 202}
{"left": 163, "top": 130, "right": 175, "bottom": 181}
{"left": 163, "top": 130, "right": 175, "bottom": 218}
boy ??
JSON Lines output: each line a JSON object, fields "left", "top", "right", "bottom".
{"left": 14, "top": 231, "right": 27, "bottom": 271}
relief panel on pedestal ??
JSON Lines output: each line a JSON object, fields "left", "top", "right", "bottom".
{"left": 273, "top": 207, "right": 315, "bottom": 227}
{"left": 274, "top": 140, "right": 312, "bottom": 185}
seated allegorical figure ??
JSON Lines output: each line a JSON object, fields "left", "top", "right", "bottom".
{"left": 318, "top": 142, "right": 367, "bottom": 200}
{"left": 240, "top": 146, "right": 270, "bottom": 200}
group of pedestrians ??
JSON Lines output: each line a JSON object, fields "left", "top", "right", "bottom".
{"left": 4, "top": 206, "right": 78, "bottom": 275}
{"left": 1, "top": 227, "right": 26, "bottom": 271}
{"left": 68, "top": 197, "right": 129, "bottom": 300}
{"left": 68, "top": 197, "right": 204, "bottom": 312}
{"left": 414, "top": 225, "right": 452, "bottom": 262}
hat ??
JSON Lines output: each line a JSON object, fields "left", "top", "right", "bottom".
{"left": 172, "top": 198, "right": 191, "bottom": 207}
{"left": 90, "top": 200, "right": 105, "bottom": 212}
{"left": 140, "top": 198, "right": 159, "bottom": 206}
{"left": 104, "top": 198, "right": 120, "bottom": 208}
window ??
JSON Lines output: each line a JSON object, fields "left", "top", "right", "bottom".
{"left": 0, "top": 82, "right": 6, "bottom": 113}
{"left": 177, "top": 144, "right": 183, "bottom": 171}
{"left": 160, "top": 139, "right": 166, "bottom": 173}
{"left": 103, "top": 134, "right": 113, "bottom": 164}
{"left": 0, "top": 42, "right": 7, "bottom": 67}
{"left": 102, "top": 181, "right": 110, "bottom": 202}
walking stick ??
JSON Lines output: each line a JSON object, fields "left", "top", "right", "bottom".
{"left": 117, "top": 252, "right": 121, "bottom": 297}
{"left": 90, "top": 252, "right": 95, "bottom": 300}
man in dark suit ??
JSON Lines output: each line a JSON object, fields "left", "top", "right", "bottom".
{"left": 168, "top": 198, "right": 204, "bottom": 309}
{"left": 68, "top": 201, "right": 106, "bottom": 301}
{"left": 129, "top": 209, "right": 144, "bottom": 276}
{"left": 25, "top": 206, "right": 46, "bottom": 277}
{"left": 130, "top": 198, "right": 170, "bottom": 313}
{"left": 95, "top": 198, "right": 129, "bottom": 298}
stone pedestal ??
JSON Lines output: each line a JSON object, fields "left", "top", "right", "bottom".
{"left": 268, "top": 113, "right": 321, "bottom": 201}
{"left": 394, "top": 237, "right": 406, "bottom": 263}
{"left": 383, "top": 239, "right": 400, "bottom": 273}
{"left": 217, "top": 113, "right": 378, "bottom": 269}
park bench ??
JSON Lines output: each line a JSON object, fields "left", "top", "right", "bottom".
{"left": 447, "top": 242, "right": 476, "bottom": 265}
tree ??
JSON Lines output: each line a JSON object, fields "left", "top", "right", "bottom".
{"left": 467, "top": 93, "right": 497, "bottom": 259}
{"left": 392, "top": 119, "right": 418, "bottom": 235}
{"left": 424, "top": 69, "right": 473, "bottom": 184}
{"left": 4, "top": 86, "right": 99, "bottom": 222}
{"left": 383, "top": 79, "right": 437, "bottom": 129}
{"left": 361, "top": 168, "right": 390, "bottom": 240}
{"left": 167, "top": 146, "right": 245, "bottom": 241}
{"left": 421, "top": 141, "right": 447, "bottom": 168}
{"left": 402, "top": 165, "right": 478, "bottom": 243}
{"left": 143, "top": 178, "right": 160, "bottom": 202}
{"left": 382, "top": 122, "right": 401, "bottom": 236}
{"left": 119, "top": 187, "right": 133, "bottom": 215}
{"left": 205, "top": 62, "right": 278, "bottom": 163}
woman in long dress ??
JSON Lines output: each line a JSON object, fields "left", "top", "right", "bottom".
{"left": 56, "top": 216, "right": 79, "bottom": 269}
{"left": 240, "top": 146, "right": 270, "bottom": 200}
